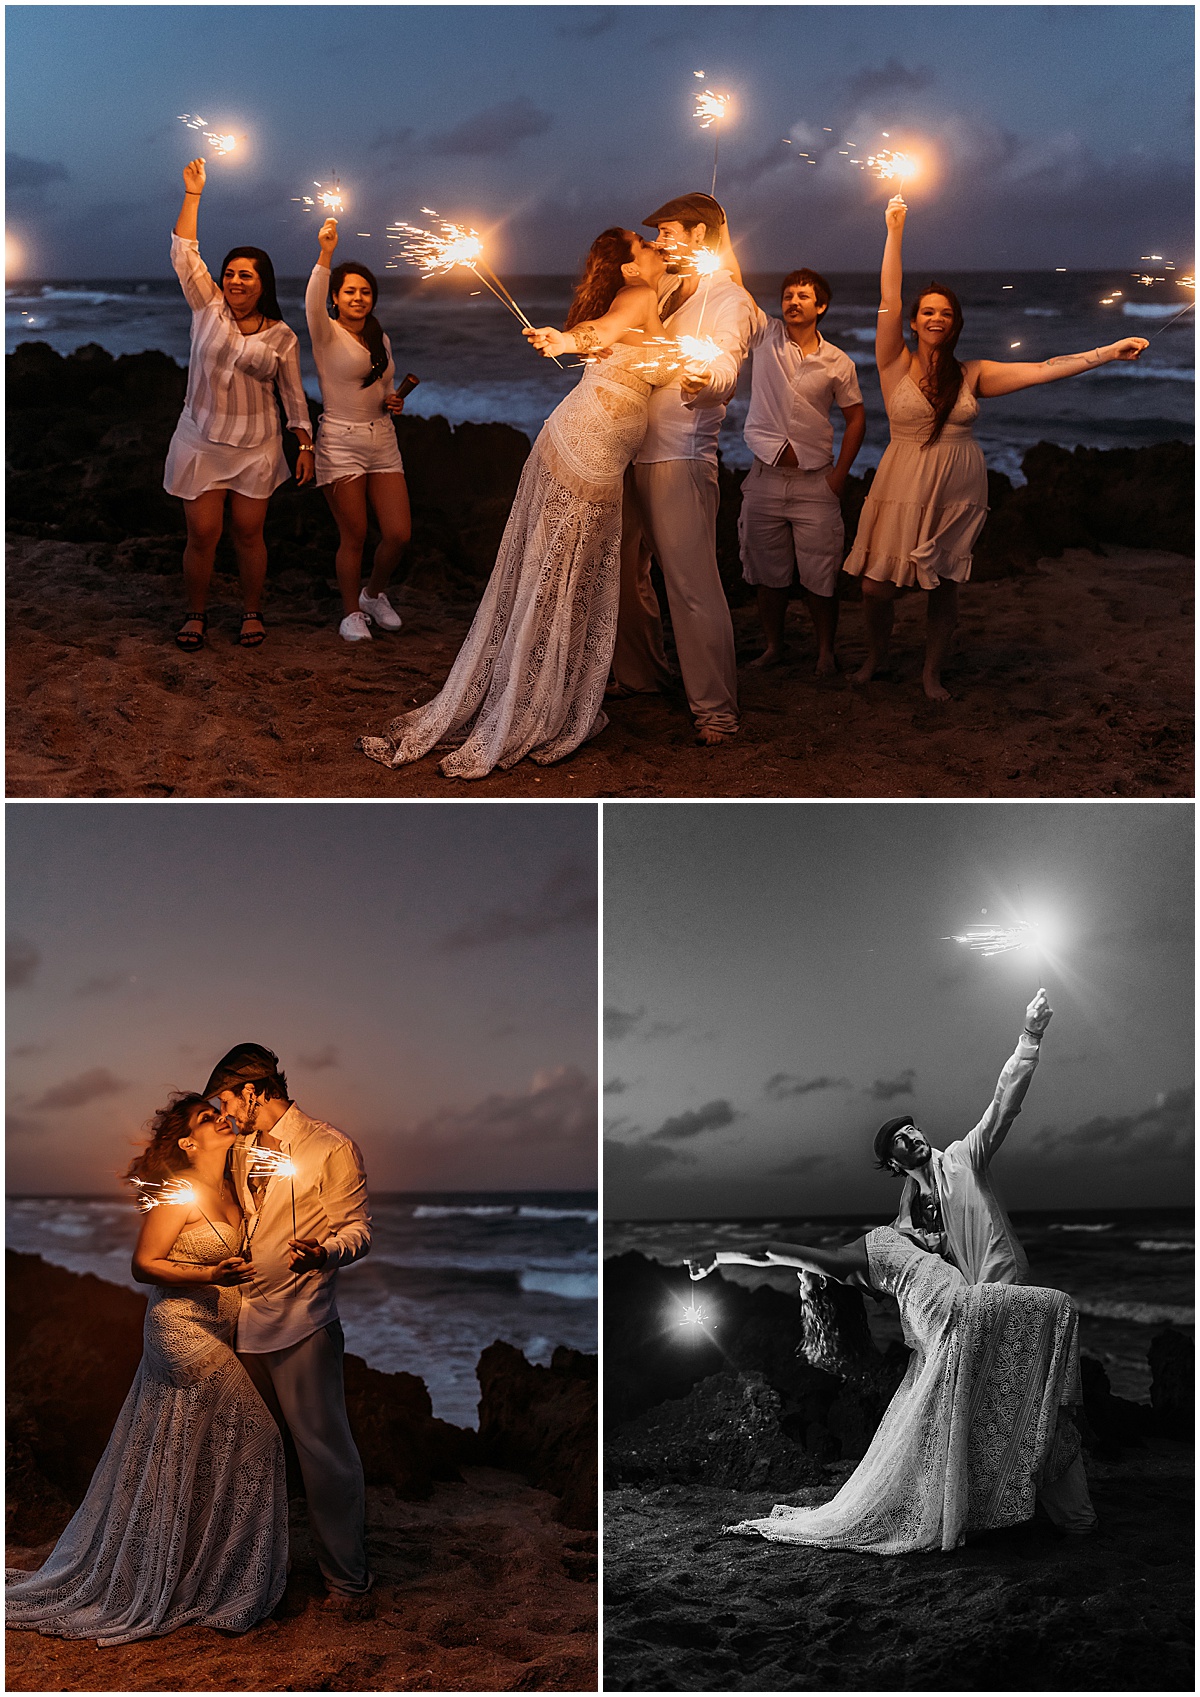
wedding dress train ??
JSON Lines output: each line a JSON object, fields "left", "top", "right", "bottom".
{"left": 360, "top": 343, "right": 677, "bottom": 779}
{"left": 726, "top": 1226, "right": 1083, "bottom": 1554}
{"left": 6, "top": 1222, "right": 287, "bottom": 1644}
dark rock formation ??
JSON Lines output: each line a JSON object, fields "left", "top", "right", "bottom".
{"left": 1148, "top": 1325, "right": 1194, "bottom": 1440}
{"left": 6, "top": 1251, "right": 593, "bottom": 1547}
{"left": 476, "top": 1341, "right": 597, "bottom": 1529}
{"left": 1077, "top": 1353, "right": 1155, "bottom": 1460}
{"left": 606, "top": 1370, "right": 827, "bottom": 1490}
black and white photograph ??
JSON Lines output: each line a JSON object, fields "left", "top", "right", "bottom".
{"left": 603, "top": 801, "right": 1192, "bottom": 1692}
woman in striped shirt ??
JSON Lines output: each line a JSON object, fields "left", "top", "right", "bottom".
{"left": 164, "top": 158, "right": 314, "bottom": 651}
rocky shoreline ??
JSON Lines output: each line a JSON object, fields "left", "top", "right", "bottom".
{"left": 5, "top": 1251, "right": 596, "bottom": 1691}
{"left": 603, "top": 1253, "right": 1193, "bottom": 1692}
{"left": 6, "top": 343, "right": 1193, "bottom": 798}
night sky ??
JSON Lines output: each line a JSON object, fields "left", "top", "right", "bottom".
{"left": 7, "top": 803, "right": 598, "bottom": 1195}
{"left": 6, "top": 5, "right": 1194, "bottom": 279}
{"left": 604, "top": 803, "right": 1193, "bottom": 1218}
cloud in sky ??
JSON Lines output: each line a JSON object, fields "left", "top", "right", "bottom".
{"left": 604, "top": 1077, "right": 629, "bottom": 1096}
{"left": 427, "top": 98, "right": 552, "bottom": 159}
{"left": 7, "top": 152, "right": 68, "bottom": 192}
{"left": 555, "top": 8, "right": 619, "bottom": 39}
{"left": 865, "top": 1069, "right": 917, "bottom": 1101}
{"left": 604, "top": 1005, "right": 686, "bottom": 1043}
{"left": 368, "top": 125, "right": 416, "bottom": 162}
{"left": 768, "top": 1151, "right": 835, "bottom": 1178}
{"left": 29, "top": 1067, "right": 130, "bottom": 1111}
{"left": 384, "top": 1065, "right": 595, "bottom": 1187}
{"left": 651, "top": 1099, "right": 738, "bottom": 1143}
{"left": 1030, "top": 1086, "right": 1193, "bottom": 1163}
{"left": 843, "top": 56, "right": 935, "bottom": 105}
{"left": 604, "top": 1137, "right": 688, "bottom": 1187}
{"left": 76, "top": 972, "right": 133, "bottom": 997}
{"left": 442, "top": 861, "right": 595, "bottom": 950}
{"left": 764, "top": 1073, "right": 852, "bottom": 1100}
{"left": 6, "top": 936, "right": 40, "bottom": 989}
{"left": 297, "top": 1045, "right": 339, "bottom": 1071}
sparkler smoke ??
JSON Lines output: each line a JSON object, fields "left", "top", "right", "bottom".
{"left": 691, "top": 78, "right": 731, "bottom": 195}
{"left": 389, "top": 210, "right": 561, "bottom": 367}
{"left": 177, "top": 115, "right": 236, "bottom": 157}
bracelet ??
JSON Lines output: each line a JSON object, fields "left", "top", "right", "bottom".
{"left": 184, "top": 191, "right": 202, "bottom": 197}
{"left": 1022, "top": 1027, "right": 1043, "bottom": 1039}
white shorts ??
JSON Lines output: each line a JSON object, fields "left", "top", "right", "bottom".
{"left": 738, "top": 458, "right": 845, "bottom": 596}
{"left": 315, "top": 415, "right": 405, "bottom": 486}
{"left": 163, "top": 410, "right": 290, "bottom": 502}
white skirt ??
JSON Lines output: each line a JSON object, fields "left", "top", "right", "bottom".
{"left": 163, "top": 410, "right": 291, "bottom": 502}
{"left": 315, "top": 415, "right": 405, "bottom": 486}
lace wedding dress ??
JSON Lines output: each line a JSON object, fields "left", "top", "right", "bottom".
{"left": 360, "top": 342, "right": 678, "bottom": 779}
{"left": 6, "top": 1222, "right": 287, "bottom": 1645}
{"left": 726, "top": 1227, "right": 1083, "bottom": 1554}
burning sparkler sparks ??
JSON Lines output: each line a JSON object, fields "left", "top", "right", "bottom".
{"left": 863, "top": 147, "right": 920, "bottom": 185}
{"left": 944, "top": 918, "right": 1038, "bottom": 957}
{"left": 132, "top": 1176, "right": 197, "bottom": 1211}
{"left": 177, "top": 115, "right": 237, "bottom": 157}
{"left": 692, "top": 77, "right": 732, "bottom": 195}
{"left": 294, "top": 179, "right": 345, "bottom": 215}
{"left": 677, "top": 1297, "right": 713, "bottom": 1333}
{"left": 389, "top": 210, "right": 561, "bottom": 366}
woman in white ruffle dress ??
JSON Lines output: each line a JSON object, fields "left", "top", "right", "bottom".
{"left": 359, "top": 227, "right": 680, "bottom": 780}
{"left": 5, "top": 1094, "right": 286, "bottom": 1645}
{"left": 689, "top": 1224, "right": 1088, "bottom": 1554}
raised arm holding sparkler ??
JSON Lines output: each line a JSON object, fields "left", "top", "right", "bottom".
{"left": 524, "top": 231, "right": 667, "bottom": 361}
{"left": 688, "top": 1238, "right": 873, "bottom": 1287}
{"left": 165, "top": 158, "right": 313, "bottom": 654}
{"left": 308, "top": 217, "right": 411, "bottom": 643}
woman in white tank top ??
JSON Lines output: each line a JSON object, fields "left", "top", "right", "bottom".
{"left": 306, "top": 220, "right": 410, "bottom": 642}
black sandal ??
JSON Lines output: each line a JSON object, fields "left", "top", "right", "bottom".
{"left": 239, "top": 611, "right": 267, "bottom": 648}
{"left": 175, "top": 612, "right": 207, "bottom": 652}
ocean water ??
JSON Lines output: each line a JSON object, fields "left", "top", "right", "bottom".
{"left": 605, "top": 1209, "right": 1193, "bottom": 1402}
{"left": 7, "top": 1190, "right": 597, "bottom": 1428}
{"left": 6, "top": 269, "right": 1193, "bottom": 484}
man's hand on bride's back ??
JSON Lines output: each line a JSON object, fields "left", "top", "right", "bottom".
{"left": 210, "top": 1256, "right": 254, "bottom": 1286}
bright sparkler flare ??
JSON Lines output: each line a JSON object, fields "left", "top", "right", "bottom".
{"left": 246, "top": 1148, "right": 296, "bottom": 1180}
{"left": 676, "top": 333, "right": 723, "bottom": 370}
{"left": 132, "top": 1176, "right": 197, "bottom": 1211}
{"left": 692, "top": 88, "right": 731, "bottom": 130}
{"left": 178, "top": 115, "right": 236, "bottom": 156}
{"left": 864, "top": 148, "right": 919, "bottom": 184}
{"left": 678, "top": 1298, "right": 712, "bottom": 1330}
{"left": 295, "top": 180, "right": 345, "bottom": 216}
{"left": 945, "top": 920, "right": 1038, "bottom": 957}
{"left": 390, "top": 211, "right": 484, "bottom": 276}
{"left": 689, "top": 246, "right": 722, "bottom": 277}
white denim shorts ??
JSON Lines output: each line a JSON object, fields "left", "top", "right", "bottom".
{"left": 738, "top": 458, "right": 845, "bottom": 596}
{"left": 314, "top": 415, "right": 405, "bottom": 486}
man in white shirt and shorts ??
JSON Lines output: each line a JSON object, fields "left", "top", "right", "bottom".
{"left": 740, "top": 270, "right": 865, "bottom": 675}
{"left": 610, "top": 193, "right": 758, "bottom": 745}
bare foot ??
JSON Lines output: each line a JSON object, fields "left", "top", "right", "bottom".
{"left": 695, "top": 726, "right": 736, "bottom": 746}
{"left": 849, "top": 661, "right": 876, "bottom": 686}
{"left": 814, "top": 652, "right": 840, "bottom": 678}
{"left": 748, "top": 647, "right": 786, "bottom": 670}
{"left": 922, "top": 675, "right": 951, "bottom": 702}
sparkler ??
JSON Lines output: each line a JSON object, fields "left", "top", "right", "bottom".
{"left": 177, "top": 115, "right": 237, "bottom": 157}
{"left": 863, "top": 148, "right": 920, "bottom": 187}
{"left": 132, "top": 1175, "right": 198, "bottom": 1211}
{"left": 247, "top": 1145, "right": 298, "bottom": 1244}
{"left": 944, "top": 919, "right": 1037, "bottom": 957}
{"left": 293, "top": 179, "right": 345, "bottom": 215}
{"left": 692, "top": 78, "right": 732, "bottom": 195}
{"left": 389, "top": 210, "right": 561, "bottom": 366}
{"left": 677, "top": 1296, "right": 714, "bottom": 1334}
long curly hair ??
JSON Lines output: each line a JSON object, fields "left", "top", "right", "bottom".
{"left": 125, "top": 1091, "right": 210, "bottom": 1187}
{"left": 909, "top": 282, "right": 966, "bottom": 446}
{"left": 329, "top": 261, "right": 389, "bottom": 388}
{"left": 565, "top": 228, "right": 635, "bottom": 331}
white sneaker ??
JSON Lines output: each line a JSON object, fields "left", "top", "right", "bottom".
{"left": 359, "top": 589, "right": 402, "bottom": 631}
{"left": 339, "top": 611, "right": 372, "bottom": 642}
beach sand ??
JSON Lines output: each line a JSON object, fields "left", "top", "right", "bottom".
{"left": 6, "top": 537, "right": 1190, "bottom": 798}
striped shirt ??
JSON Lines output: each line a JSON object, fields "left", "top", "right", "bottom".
{"left": 171, "top": 235, "right": 310, "bottom": 449}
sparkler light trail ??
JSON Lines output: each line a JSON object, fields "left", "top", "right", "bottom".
{"left": 177, "top": 115, "right": 236, "bottom": 157}
{"left": 294, "top": 179, "right": 345, "bottom": 215}
{"left": 132, "top": 1175, "right": 197, "bottom": 1210}
{"left": 863, "top": 147, "right": 920, "bottom": 185}
{"left": 691, "top": 77, "right": 732, "bottom": 195}
{"left": 390, "top": 209, "right": 561, "bottom": 366}
{"left": 944, "top": 918, "right": 1037, "bottom": 956}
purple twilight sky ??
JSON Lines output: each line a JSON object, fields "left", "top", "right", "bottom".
{"left": 604, "top": 802, "right": 1193, "bottom": 1219}
{"left": 5, "top": 5, "right": 1194, "bottom": 279}
{"left": 7, "top": 803, "right": 598, "bottom": 1196}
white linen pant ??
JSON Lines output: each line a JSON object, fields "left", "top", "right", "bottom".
{"left": 1038, "top": 1452, "right": 1098, "bottom": 1533}
{"left": 238, "top": 1320, "right": 369, "bottom": 1593}
{"left": 611, "top": 459, "right": 739, "bottom": 735}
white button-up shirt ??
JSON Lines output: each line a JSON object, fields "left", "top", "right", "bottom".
{"left": 890, "top": 1033, "right": 1042, "bottom": 1286}
{"left": 233, "top": 1102, "right": 371, "bottom": 1353}
{"left": 172, "top": 235, "right": 310, "bottom": 449}
{"left": 743, "top": 315, "right": 863, "bottom": 470}
{"left": 635, "top": 268, "right": 759, "bottom": 466}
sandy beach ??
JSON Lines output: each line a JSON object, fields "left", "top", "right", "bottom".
{"left": 6, "top": 345, "right": 1192, "bottom": 799}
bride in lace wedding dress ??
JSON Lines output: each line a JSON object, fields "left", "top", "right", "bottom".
{"left": 359, "top": 228, "right": 681, "bottom": 779}
{"left": 6, "top": 1094, "right": 287, "bottom": 1645}
{"left": 689, "top": 1225, "right": 1086, "bottom": 1554}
